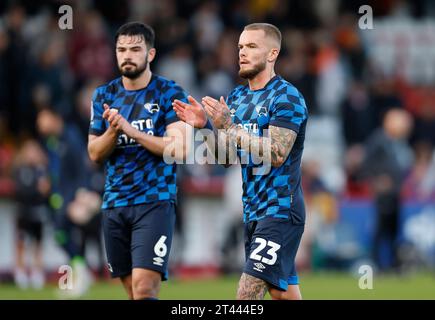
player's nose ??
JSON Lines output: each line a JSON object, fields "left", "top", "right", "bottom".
{"left": 122, "top": 51, "right": 134, "bottom": 61}
{"left": 239, "top": 47, "right": 247, "bottom": 58}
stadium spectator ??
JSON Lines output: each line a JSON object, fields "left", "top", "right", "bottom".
{"left": 68, "top": 10, "right": 114, "bottom": 85}
{"left": 341, "top": 81, "right": 375, "bottom": 147}
{"left": 12, "top": 139, "right": 50, "bottom": 289}
{"left": 36, "top": 108, "right": 93, "bottom": 296}
{"left": 361, "top": 108, "right": 414, "bottom": 272}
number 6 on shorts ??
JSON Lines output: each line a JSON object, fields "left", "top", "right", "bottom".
{"left": 154, "top": 235, "right": 168, "bottom": 258}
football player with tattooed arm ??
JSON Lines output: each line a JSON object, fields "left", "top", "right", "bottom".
{"left": 88, "top": 22, "right": 191, "bottom": 300}
{"left": 173, "top": 23, "right": 308, "bottom": 300}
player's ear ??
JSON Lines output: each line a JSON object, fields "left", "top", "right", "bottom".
{"left": 147, "top": 48, "right": 156, "bottom": 63}
{"left": 267, "top": 48, "right": 279, "bottom": 63}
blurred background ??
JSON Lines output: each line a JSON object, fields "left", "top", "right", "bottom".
{"left": 0, "top": 0, "right": 435, "bottom": 299}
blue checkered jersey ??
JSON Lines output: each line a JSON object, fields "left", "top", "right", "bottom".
{"left": 89, "top": 74, "right": 187, "bottom": 209}
{"left": 227, "top": 75, "right": 308, "bottom": 222}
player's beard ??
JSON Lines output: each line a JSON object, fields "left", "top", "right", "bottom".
{"left": 119, "top": 56, "right": 148, "bottom": 80}
{"left": 239, "top": 60, "right": 267, "bottom": 79}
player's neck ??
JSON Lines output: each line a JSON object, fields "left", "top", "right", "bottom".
{"left": 122, "top": 69, "right": 152, "bottom": 91}
{"left": 248, "top": 68, "right": 276, "bottom": 91}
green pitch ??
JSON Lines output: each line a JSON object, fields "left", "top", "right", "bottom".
{"left": 0, "top": 272, "right": 434, "bottom": 300}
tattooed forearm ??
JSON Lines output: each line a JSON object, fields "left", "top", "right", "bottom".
{"left": 270, "top": 126, "right": 297, "bottom": 167}
{"left": 202, "top": 125, "right": 236, "bottom": 166}
{"left": 228, "top": 125, "right": 297, "bottom": 167}
{"left": 237, "top": 273, "right": 269, "bottom": 300}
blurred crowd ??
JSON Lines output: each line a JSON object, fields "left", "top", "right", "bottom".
{"left": 1, "top": 0, "right": 435, "bottom": 291}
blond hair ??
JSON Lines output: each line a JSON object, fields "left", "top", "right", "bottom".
{"left": 244, "top": 23, "right": 281, "bottom": 48}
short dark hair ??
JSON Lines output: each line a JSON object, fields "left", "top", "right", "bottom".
{"left": 115, "top": 22, "right": 155, "bottom": 49}
{"left": 244, "top": 23, "right": 281, "bottom": 48}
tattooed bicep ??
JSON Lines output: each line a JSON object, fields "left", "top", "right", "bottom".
{"left": 269, "top": 125, "right": 297, "bottom": 167}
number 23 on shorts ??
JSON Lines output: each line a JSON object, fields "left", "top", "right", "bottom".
{"left": 249, "top": 238, "right": 281, "bottom": 265}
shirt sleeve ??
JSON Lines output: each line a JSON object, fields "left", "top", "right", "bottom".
{"left": 162, "top": 81, "right": 189, "bottom": 126}
{"left": 269, "top": 86, "right": 308, "bottom": 133}
{"left": 88, "top": 88, "right": 106, "bottom": 136}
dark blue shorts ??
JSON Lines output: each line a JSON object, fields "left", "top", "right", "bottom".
{"left": 102, "top": 201, "right": 176, "bottom": 279}
{"left": 243, "top": 217, "right": 304, "bottom": 291}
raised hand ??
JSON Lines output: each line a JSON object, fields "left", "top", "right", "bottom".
{"left": 201, "top": 96, "right": 233, "bottom": 130}
{"left": 172, "top": 96, "right": 207, "bottom": 128}
{"left": 104, "top": 103, "right": 135, "bottom": 137}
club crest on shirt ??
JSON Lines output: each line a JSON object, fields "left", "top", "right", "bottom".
{"left": 255, "top": 105, "right": 268, "bottom": 117}
{"left": 144, "top": 103, "right": 160, "bottom": 113}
